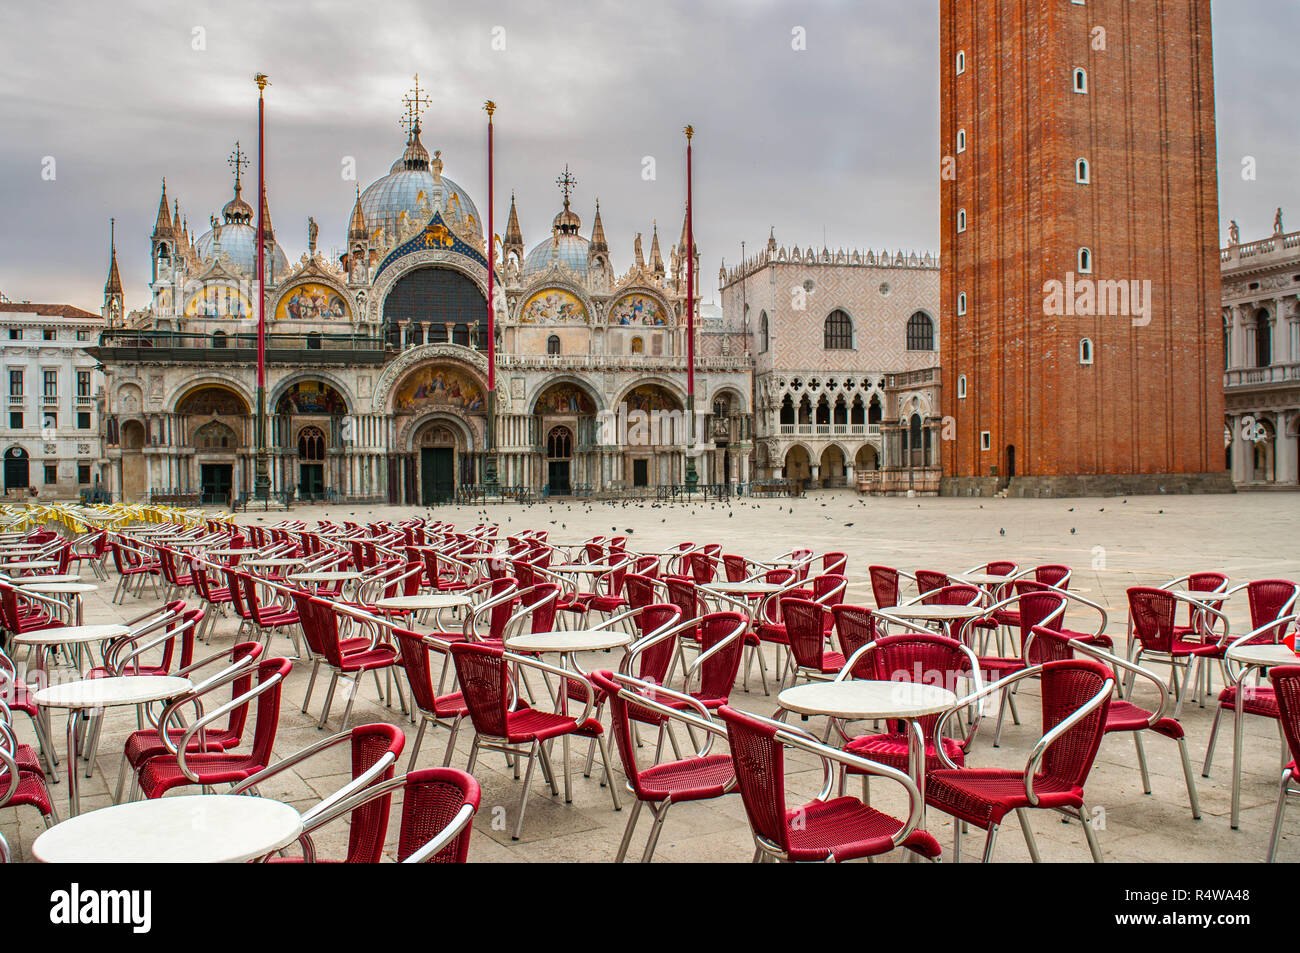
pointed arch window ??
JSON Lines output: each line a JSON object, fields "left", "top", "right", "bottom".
{"left": 823, "top": 310, "right": 853, "bottom": 350}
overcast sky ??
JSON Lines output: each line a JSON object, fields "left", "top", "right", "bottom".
{"left": 0, "top": 0, "right": 1295, "bottom": 312}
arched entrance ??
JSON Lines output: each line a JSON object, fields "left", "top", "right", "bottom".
{"left": 120, "top": 420, "right": 146, "bottom": 502}
{"left": 383, "top": 265, "right": 488, "bottom": 351}
{"left": 547, "top": 426, "right": 574, "bottom": 496}
{"left": 819, "top": 445, "right": 846, "bottom": 487}
{"left": 3, "top": 447, "right": 29, "bottom": 494}
{"left": 178, "top": 385, "right": 249, "bottom": 503}
{"left": 415, "top": 421, "right": 460, "bottom": 504}
{"left": 855, "top": 445, "right": 879, "bottom": 471}
{"left": 784, "top": 446, "right": 811, "bottom": 491}
{"left": 297, "top": 426, "right": 327, "bottom": 500}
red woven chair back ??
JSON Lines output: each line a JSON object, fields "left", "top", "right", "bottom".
{"left": 758, "top": 569, "right": 796, "bottom": 626}
{"left": 290, "top": 591, "right": 326, "bottom": 656}
{"left": 633, "top": 605, "right": 682, "bottom": 682}
{"left": 591, "top": 670, "right": 648, "bottom": 798}
{"left": 790, "top": 548, "right": 814, "bottom": 581}
{"left": 810, "top": 574, "right": 847, "bottom": 607}
{"left": 1034, "top": 565, "right": 1071, "bottom": 588}
{"left": 665, "top": 577, "right": 701, "bottom": 632}
{"left": 696, "top": 612, "right": 747, "bottom": 699}
{"left": 584, "top": 542, "right": 605, "bottom": 564}
{"left": 521, "top": 583, "right": 559, "bottom": 633}
{"left": 916, "top": 570, "right": 949, "bottom": 595}
{"left": 450, "top": 642, "right": 510, "bottom": 738}
{"left": 1037, "top": 659, "right": 1112, "bottom": 788}
{"left": 831, "top": 605, "right": 879, "bottom": 678}
{"left": 781, "top": 598, "right": 829, "bottom": 669}
{"left": 633, "top": 556, "right": 659, "bottom": 579}
{"left": 723, "top": 555, "right": 748, "bottom": 583}
{"left": 869, "top": 566, "right": 900, "bottom": 609}
{"left": 1248, "top": 580, "right": 1298, "bottom": 636}
{"left": 822, "top": 553, "right": 848, "bottom": 576}
{"left": 247, "top": 658, "right": 293, "bottom": 772}
{"left": 394, "top": 629, "right": 440, "bottom": 712}
{"left": 862, "top": 633, "right": 970, "bottom": 739}
{"left": 512, "top": 560, "right": 536, "bottom": 588}
{"left": 224, "top": 641, "right": 264, "bottom": 740}
{"left": 222, "top": 568, "right": 252, "bottom": 621}
{"left": 1016, "top": 591, "right": 1066, "bottom": 645}
{"left": 986, "top": 561, "right": 1018, "bottom": 577}
{"left": 624, "top": 573, "right": 656, "bottom": 611}
{"left": 1127, "top": 587, "right": 1178, "bottom": 653}
{"left": 689, "top": 551, "right": 718, "bottom": 585}
{"left": 1025, "top": 626, "right": 1077, "bottom": 664}
{"left": 345, "top": 724, "right": 405, "bottom": 863}
{"left": 397, "top": 768, "right": 481, "bottom": 863}
{"left": 484, "top": 577, "right": 519, "bottom": 640}
{"left": 719, "top": 705, "right": 790, "bottom": 852}
{"left": 927, "top": 584, "right": 981, "bottom": 608}
{"left": 1268, "top": 666, "right": 1300, "bottom": 769}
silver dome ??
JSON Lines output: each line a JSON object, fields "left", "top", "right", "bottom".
{"left": 522, "top": 234, "right": 589, "bottom": 280}
{"left": 358, "top": 169, "right": 482, "bottom": 241}
{"left": 194, "top": 222, "right": 290, "bottom": 278}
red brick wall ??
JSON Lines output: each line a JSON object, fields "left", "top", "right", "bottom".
{"left": 940, "top": 0, "right": 1225, "bottom": 480}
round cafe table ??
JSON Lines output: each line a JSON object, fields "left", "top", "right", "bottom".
{"left": 13, "top": 623, "right": 129, "bottom": 677}
{"left": 17, "top": 581, "right": 98, "bottom": 625}
{"left": 241, "top": 557, "right": 303, "bottom": 569}
{"left": 33, "top": 794, "right": 303, "bottom": 863}
{"left": 35, "top": 675, "right": 192, "bottom": 817}
{"left": 1225, "top": 642, "right": 1298, "bottom": 830}
{"left": 2, "top": 560, "right": 60, "bottom": 573}
{"left": 376, "top": 593, "right": 471, "bottom": 613}
{"left": 881, "top": 605, "right": 983, "bottom": 622}
{"left": 703, "top": 581, "right": 785, "bottom": 597}
{"left": 955, "top": 572, "right": 1015, "bottom": 586}
{"left": 778, "top": 679, "right": 958, "bottom": 823}
{"left": 291, "top": 570, "right": 362, "bottom": 585}
{"left": 203, "top": 548, "right": 256, "bottom": 559}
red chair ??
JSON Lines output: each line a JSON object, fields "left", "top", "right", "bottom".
{"left": 915, "top": 570, "right": 949, "bottom": 596}
{"left": 830, "top": 605, "right": 883, "bottom": 679}
{"left": 0, "top": 718, "right": 58, "bottom": 830}
{"left": 837, "top": 632, "right": 981, "bottom": 777}
{"left": 1127, "top": 586, "right": 1227, "bottom": 716}
{"left": 592, "top": 670, "right": 736, "bottom": 862}
{"left": 1266, "top": 665, "right": 1300, "bottom": 862}
{"left": 109, "top": 537, "right": 160, "bottom": 603}
{"left": 869, "top": 565, "right": 915, "bottom": 610}
{"left": 450, "top": 642, "right": 620, "bottom": 839}
{"left": 113, "top": 641, "right": 263, "bottom": 802}
{"left": 0, "top": 650, "right": 58, "bottom": 776}
{"left": 234, "top": 572, "right": 303, "bottom": 655}
{"left": 1192, "top": 579, "right": 1297, "bottom": 707}
{"left": 720, "top": 705, "right": 941, "bottom": 862}
{"left": 304, "top": 598, "right": 403, "bottom": 730}
{"left": 290, "top": 767, "right": 482, "bottom": 863}
{"left": 1023, "top": 626, "right": 1201, "bottom": 820}
{"left": 925, "top": 658, "right": 1114, "bottom": 862}
{"left": 133, "top": 657, "right": 294, "bottom": 799}
{"left": 232, "top": 723, "right": 405, "bottom": 863}
{"left": 722, "top": 555, "right": 750, "bottom": 583}
{"left": 782, "top": 598, "right": 846, "bottom": 682}
{"left": 394, "top": 628, "right": 470, "bottom": 770}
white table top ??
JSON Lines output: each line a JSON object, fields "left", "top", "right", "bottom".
{"left": 376, "top": 593, "right": 471, "bottom": 611}
{"left": 3, "top": 560, "right": 60, "bottom": 571}
{"left": 242, "top": 558, "right": 303, "bottom": 567}
{"left": 779, "top": 679, "right": 958, "bottom": 720}
{"left": 13, "top": 623, "right": 129, "bottom": 646}
{"left": 549, "top": 564, "right": 608, "bottom": 574}
{"left": 506, "top": 629, "right": 633, "bottom": 654}
{"left": 0, "top": 573, "right": 82, "bottom": 584}
{"left": 33, "top": 795, "right": 302, "bottom": 863}
{"left": 1226, "top": 644, "right": 1300, "bottom": 668}
{"left": 204, "top": 548, "right": 257, "bottom": 558}
{"left": 1170, "top": 589, "right": 1231, "bottom": 603}
{"left": 290, "top": 571, "right": 362, "bottom": 582}
{"left": 955, "top": 572, "right": 1015, "bottom": 585}
{"left": 18, "top": 581, "right": 98, "bottom": 594}
{"left": 35, "top": 675, "right": 192, "bottom": 710}
{"left": 883, "top": 605, "right": 983, "bottom": 621}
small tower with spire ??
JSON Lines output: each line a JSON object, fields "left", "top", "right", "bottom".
{"left": 104, "top": 218, "right": 124, "bottom": 327}
{"left": 151, "top": 179, "right": 174, "bottom": 282}
{"left": 587, "top": 199, "right": 610, "bottom": 286}
{"left": 503, "top": 192, "right": 524, "bottom": 281}
{"left": 346, "top": 184, "right": 369, "bottom": 284}
{"left": 649, "top": 221, "right": 665, "bottom": 282}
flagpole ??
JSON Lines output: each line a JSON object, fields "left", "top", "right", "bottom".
{"left": 684, "top": 124, "right": 699, "bottom": 491}
{"left": 254, "top": 73, "right": 271, "bottom": 503}
{"left": 483, "top": 100, "right": 499, "bottom": 491}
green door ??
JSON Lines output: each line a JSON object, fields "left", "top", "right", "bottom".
{"left": 421, "top": 448, "right": 455, "bottom": 504}
{"left": 299, "top": 463, "right": 324, "bottom": 500}
{"left": 200, "top": 464, "right": 232, "bottom": 505}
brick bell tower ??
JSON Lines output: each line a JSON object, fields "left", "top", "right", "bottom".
{"left": 939, "top": 0, "right": 1231, "bottom": 496}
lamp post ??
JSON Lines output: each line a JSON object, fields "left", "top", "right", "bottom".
{"left": 684, "top": 124, "right": 699, "bottom": 492}
{"left": 253, "top": 72, "right": 271, "bottom": 503}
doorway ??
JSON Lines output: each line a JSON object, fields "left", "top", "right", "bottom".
{"left": 299, "top": 464, "right": 324, "bottom": 500}
{"left": 421, "top": 447, "right": 454, "bottom": 504}
{"left": 200, "top": 464, "right": 232, "bottom": 505}
{"left": 632, "top": 458, "right": 649, "bottom": 488}
{"left": 546, "top": 426, "right": 573, "bottom": 496}
{"left": 3, "top": 448, "right": 28, "bottom": 493}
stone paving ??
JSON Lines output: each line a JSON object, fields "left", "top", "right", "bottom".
{"left": 3, "top": 490, "right": 1298, "bottom": 863}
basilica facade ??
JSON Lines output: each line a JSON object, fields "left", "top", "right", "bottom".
{"left": 93, "top": 98, "right": 752, "bottom": 505}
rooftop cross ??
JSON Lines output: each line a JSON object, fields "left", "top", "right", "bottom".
{"left": 227, "top": 141, "right": 249, "bottom": 190}
{"left": 555, "top": 165, "right": 577, "bottom": 205}
{"left": 402, "top": 74, "right": 431, "bottom": 135}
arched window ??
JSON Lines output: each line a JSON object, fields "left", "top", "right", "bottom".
{"left": 1256, "top": 309, "right": 1273, "bottom": 367}
{"left": 908, "top": 414, "right": 924, "bottom": 467}
{"left": 1079, "top": 338, "right": 1094, "bottom": 365}
{"left": 958, "top": 374, "right": 967, "bottom": 399}
{"left": 956, "top": 129, "right": 967, "bottom": 153}
{"left": 193, "top": 421, "right": 236, "bottom": 451}
{"left": 630, "top": 336, "right": 645, "bottom": 354}
{"left": 956, "top": 50, "right": 966, "bottom": 74}
{"left": 546, "top": 426, "right": 572, "bottom": 459}
{"left": 779, "top": 395, "right": 795, "bottom": 426}
{"left": 759, "top": 311, "right": 769, "bottom": 352}
{"left": 823, "top": 310, "right": 853, "bottom": 349}
{"left": 868, "top": 395, "right": 883, "bottom": 425}
{"left": 212, "top": 331, "right": 227, "bottom": 348}
{"left": 1076, "top": 158, "right": 1091, "bottom": 183}
{"left": 1078, "top": 247, "right": 1092, "bottom": 273}
{"left": 957, "top": 293, "right": 967, "bottom": 316}
{"left": 306, "top": 332, "right": 322, "bottom": 350}
{"left": 957, "top": 208, "right": 967, "bottom": 232}
{"left": 906, "top": 312, "right": 935, "bottom": 352}
{"left": 1073, "top": 68, "right": 1088, "bottom": 93}
{"left": 297, "top": 426, "right": 326, "bottom": 461}
{"left": 546, "top": 334, "right": 560, "bottom": 356}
